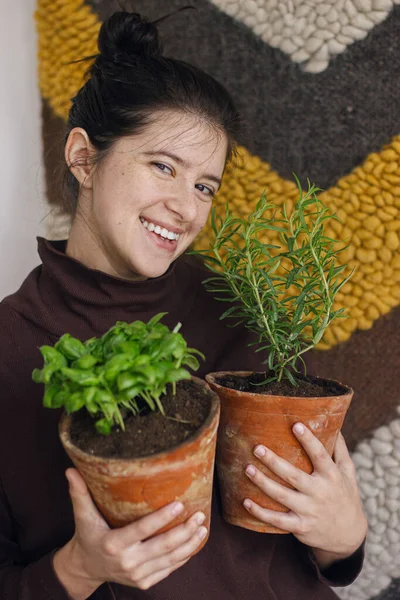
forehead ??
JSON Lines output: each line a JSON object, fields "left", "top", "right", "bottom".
{"left": 116, "top": 110, "right": 228, "bottom": 169}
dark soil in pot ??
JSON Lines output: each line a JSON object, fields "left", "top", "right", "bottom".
{"left": 216, "top": 372, "right": 347, "bottom": 397}
{"left": 70, "top": 379, "right": 211, "bottom": 459}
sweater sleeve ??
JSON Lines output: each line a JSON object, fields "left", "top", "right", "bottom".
{"left": 309, "top": 539, "right": 366, "bottom": 587}
{"left": 0, "top": 477, "right": 112, "bottom": 600}
{"left": 295, "top": 537, "right": 365, "bottom": 588}
{"left": 0, "top": 475, "right": 71, "bottom": 600}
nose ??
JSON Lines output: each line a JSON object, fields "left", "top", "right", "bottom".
{"left": 165, "top": 190, "right": 198, "bottom": 223}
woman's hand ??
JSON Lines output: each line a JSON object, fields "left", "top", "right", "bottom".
{"left": 242, "top": 424, "right": 367, "bottom": 567}
{"left": 53, "top": 469, "right": 207, "bottom": 600}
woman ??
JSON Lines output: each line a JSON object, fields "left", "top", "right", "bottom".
{"left": 0, "top": 11, "right": 367, "bottom": 600}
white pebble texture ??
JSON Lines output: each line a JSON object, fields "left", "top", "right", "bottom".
{"left": 212, "top": 0, "right": 400, "bottom": 72}
{"left": 335, "top": 416, "right": 400, "bottom": 599}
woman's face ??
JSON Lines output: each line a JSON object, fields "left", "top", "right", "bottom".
{"left": 68, "top": 111, "right": 228, "bottom": 279}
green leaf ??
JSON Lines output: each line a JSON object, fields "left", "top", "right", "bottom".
{"left": 165, "top": 368, "right": 191, "bottom": 383}
{"left": 40, "top": 346, "right": 67, "bottom": 367}
{"left": 43, "top": 384, "right": 60, "bottom": 408}
{"left": 60, "top": 368, "right": 100, "bottom": 387}
{"left": 55, "top": 335, "right": 86, "bottom": 360}
{"left": 52, "top": 389, "right": 70, "bottom": 409}
{"left": 117, "top": 372, "right": 140, "bottom": 391}
{"left": 72, "top": 354, "right": 98, "bottom": 370}
{"left": 32, "top": 368, "right": 43, "bottom": 383}
{"left": 181, "top": 355, "right": 200, "bottom": 371}
{"left": 147, "top": 312, "right": 168, "bottom": 329}
{"left": 95, "top": 418, "right": 112, "bottom": 435}
{"left": 65, "top": 392, "right": 85, "bottom": 413}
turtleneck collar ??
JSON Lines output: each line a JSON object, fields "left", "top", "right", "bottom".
{"left": 4, "top": 237, "right": 194, "bottom": 340}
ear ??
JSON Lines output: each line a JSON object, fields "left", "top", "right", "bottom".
{"left": 65, "top": 128, "right": 96, "bottom": 190}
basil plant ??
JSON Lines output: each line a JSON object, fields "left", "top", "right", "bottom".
{"left": 32, "top": 313, "right": 204, "bottom": 435}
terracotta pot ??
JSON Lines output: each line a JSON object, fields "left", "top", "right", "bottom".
{"left": 206, "top": 371, "right": 353, "bottom": 534}
{"left": 59, "top": 376, "right": 220, "bottom": 553}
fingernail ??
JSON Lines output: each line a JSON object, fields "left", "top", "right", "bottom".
{"left": 171, "top": 502, "right": 184, "bottom": 516}
{"left": 246, "top": 465, "right": 256, "bottom": 477}
{"left": 243, "top": 499, "right": 252, "bottom": 509}
{"left": 198, "top": 526, "right": 207, "bottom": 540}
{"left": 254, "top": 445, "right": 266, "bottom": 457}
{"left": 195, "top": 512, "right": 206, "bottom": 525}
{"left": 293, "top": 423, "right": 304, "bottom": 435}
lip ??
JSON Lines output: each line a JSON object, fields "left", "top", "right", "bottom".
{"left": 140, "top": 220, "right": 179, "bottom": 253}
{"left": 140, "top": 216, "right": 184, "bottom": 235}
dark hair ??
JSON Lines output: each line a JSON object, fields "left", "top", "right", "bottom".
{"left": 64, "top": 10, "right": 240, "bottom": 213}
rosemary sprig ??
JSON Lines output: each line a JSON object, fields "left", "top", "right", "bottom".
{"left": 194, "top": 176, "right": 354, "bottom": 386}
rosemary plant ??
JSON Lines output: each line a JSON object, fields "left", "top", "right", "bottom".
{"left": 195, "top": 177, "right": 354, "bottom": 386}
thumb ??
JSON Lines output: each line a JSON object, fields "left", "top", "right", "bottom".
{"left": 66, "top": 468, "right": 109, "bottom": 530}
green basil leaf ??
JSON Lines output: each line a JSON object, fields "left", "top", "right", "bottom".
{"left": 72, "top": 354, "right": 98, "bottom": 370}
{"left": 40, "top": 346, "right": 67, "bottom": 367}
{"left": 65, "top": 392, "right": 85, "bottom": 413}
{"left": 32, "top": 368, "right": 44, "bottom": 383}
{"left": 117, "top": 373, "right": 140, "bottom": 391}
{"left": 55, "top": 335, "right": 86, "bottom": 360}
{"left": 60, "top": 368, "right": 100, "bottom": 387}
{"left": 165, "top": 368, "right": 191, "bottom": 383}
{"left": 52, "top": 389, "right": 70, "bottom": 408}
{"left": 43, "top": 384, "right": 59, "bottom": 408}
{"left": 95, "top": 418, "right": 112, "bottom": 436}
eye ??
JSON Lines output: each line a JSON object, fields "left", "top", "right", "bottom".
{"left": 195, "top": 183, "right": 215, "bottom": 198}
{"left": 153, "top": 162, "right": 173, "bottom": 176}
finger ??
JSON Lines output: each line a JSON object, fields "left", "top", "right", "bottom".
{"left": 107, "top": 500, "right": 185, "bottom": 549}
{"left": 244, "top": 464, "right": 304, "bottom": 512}
{"left": 137, "top": 558, "right": 189, "bottom": 591}
{"left": 66, "top": 469, "right": 109, "bottom": 531}
{"left": 139, "top": 511, "right": 206, "bottom": 563}
{"left": 333, "top": 432, "right": 351, "bottom": 465}
{"left": 292, "top": 423, "right": 335, "bottom": 474}
{"left": 334, "top": 432, "right": 356, "bottom": 476}
{"left": 252, "top": 445, "right": 312, "bottom": 494}
{"left": 134, "top": 524, "right": 207, "bottom": 581}
{"left": 243, "top": 498, "right": 301, "bottom": 533}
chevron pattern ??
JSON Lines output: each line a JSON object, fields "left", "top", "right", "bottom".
{"left": 36, "top": 1, "right": 400, "bottom": 597}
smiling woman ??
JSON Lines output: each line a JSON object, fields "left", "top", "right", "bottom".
{"left": 66, "top": 111, "right": 228, "bottom": 279}
{"left": 0, "top": 8, "right": 365, "bottom": 600}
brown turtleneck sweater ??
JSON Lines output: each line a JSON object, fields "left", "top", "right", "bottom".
{"left": 0, "top": 238, "right": 364, "bottom": 600}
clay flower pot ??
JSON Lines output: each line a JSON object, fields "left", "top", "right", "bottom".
{"left": 59, "top": 376, "right": 220, "bottom": 554}
{"left": 206, "top": 371, "right": 353, "bottom": 534}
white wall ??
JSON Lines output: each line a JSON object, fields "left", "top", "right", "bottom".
{"left": 0, "top": 0, "right": 46, "bottom": 300}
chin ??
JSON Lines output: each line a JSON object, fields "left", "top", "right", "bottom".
{"left": 130, "top": 260, "right": 172, "bottom": 280}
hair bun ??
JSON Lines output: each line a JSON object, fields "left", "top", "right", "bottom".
{"left": 98, "top": 12, "right": 162, "bottom": 62}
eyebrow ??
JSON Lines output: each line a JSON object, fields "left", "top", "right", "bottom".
{"left": 142, "top": 151, "right": 222, "bottom": 187}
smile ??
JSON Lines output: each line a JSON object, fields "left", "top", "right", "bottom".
{"left": 139, "top": 217, "right": 181, "bottom": 241}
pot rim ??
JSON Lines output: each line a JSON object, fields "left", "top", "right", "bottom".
{"left": 206, "top": 371, "right": 353, "bottom": 399}
{"left": 59, "top": 375, "right": 220, "bottom": 464}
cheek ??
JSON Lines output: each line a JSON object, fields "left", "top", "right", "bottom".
{"left": 197, "top": 203, "right": 212, "bottom": 230}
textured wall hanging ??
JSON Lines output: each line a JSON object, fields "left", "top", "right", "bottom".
{"left": 36, "top": 1, "right": 400, "bottom": 598}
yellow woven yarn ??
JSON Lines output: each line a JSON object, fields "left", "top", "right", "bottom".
{"left": 35, "top": 0, "right": 400, "bottom": 349}
{"left": 194, "top": 141, "right": 400, "bottom": 349}
{"left": 35, "top": 0, "right": 100, "bottom": 120}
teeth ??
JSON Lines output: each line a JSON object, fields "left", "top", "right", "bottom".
{"left": 140, "top": 217, "right": 180, "bottom": 241}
